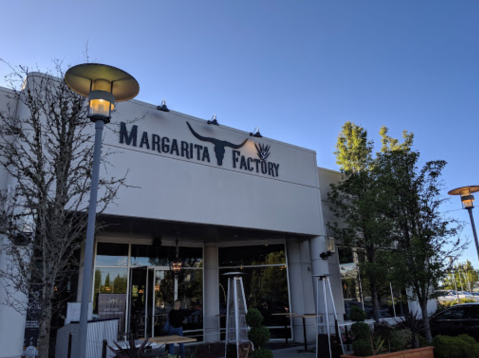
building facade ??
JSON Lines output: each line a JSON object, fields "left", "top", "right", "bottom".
{"left": 0, "top": 73, "right": 412, "bottom": 358}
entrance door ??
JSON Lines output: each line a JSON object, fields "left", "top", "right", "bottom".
{"left": 127, "top": 267, "right": 155, "bottom": 338}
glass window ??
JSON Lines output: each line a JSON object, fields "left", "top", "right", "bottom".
{"left": 96, "top": 243, "right": 128, "bottom": 266}
{"left": 93, "top": 267, "right": 128, "bottom": 337}
{"left": 130, "top": 245, "right": 203, "bottom": 267}
{"left": 219, "top": 267, "right": 289, "bottom": 327}
{"left": 219, "top": 244, "right": 286, "bottom": 267}
{"left": 131, "top": 244, "right": 169, "bottom": 266}
{"left": 439, "top": 307, "right": 467, "bottom": 319}
{"left": 469, "top": 307, "right": 479, "bottom": 319}
{"left": 152, "top": 269, "right": 203, "bottom": 338}
{"left": 180, "top": 247, "right": 203, "bottom": 268}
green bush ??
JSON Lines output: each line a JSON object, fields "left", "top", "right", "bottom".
{"left": 350, "top": 306, "right": 367, "bottom": 322}
{"left": 433, "top": 334, "right": 478, "bottom": 358}
{"left": 352, "top": 339, "right": 372, "bottom": 357}
{"left": 351, "top": 322, "right": 370, "bottom": 340}
{"left": 466, "top": 343, "right": 479, "bottom": 358}
{"left": 248, "top": 326, "right": 270, "bottom": 348}
{"left": 246, "top": 308, "right": 263, "bottom": 327}
{"left": 252, "top": 348, "right": 274, "bottom": 358}
{"left": 415, "top": 334, "right": 432, "bottom": 347}
{"left": 389, "top": 328, "right": 411, "bottom": 352}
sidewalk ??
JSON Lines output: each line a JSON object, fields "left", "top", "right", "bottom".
{"left": 273, "top": 345, "right": 316, "bottom": 358}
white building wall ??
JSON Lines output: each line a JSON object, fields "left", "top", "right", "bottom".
{"left": 0, "top": 87, "right": 27, "bottom": 358}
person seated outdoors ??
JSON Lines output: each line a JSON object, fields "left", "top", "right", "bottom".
{"left": 168, "top": 300, "right": 187, "bottom": 358}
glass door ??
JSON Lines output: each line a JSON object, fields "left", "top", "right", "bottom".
{"left": 127, "top": 267, "right": 150, "bottom": 338}
{"left": 152, "top": 269, "right": 173, "bottom": 337}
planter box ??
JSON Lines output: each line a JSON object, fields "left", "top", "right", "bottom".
{"left": 341, "top": 346, "right": 434, "bottom": 358}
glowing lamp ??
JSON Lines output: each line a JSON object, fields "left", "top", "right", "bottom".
{"left": 448, "top": 186, "right": 479, "bottom": 209}
{"left": 170, "top": 258, "right": 182, "bottom": 272}
{"left": 65, "top": 63, "right": 139, "bottom": 123}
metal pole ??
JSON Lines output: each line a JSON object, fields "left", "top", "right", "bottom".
{"left": 389, "top": 283, "right": 396, "bottom": 318}
{"left": 78, "top": 119, "right": 106, "bottom": 358}
{"left": 467, "top": 207, "right": 479, "bottom": 263}
{"left": 452, "top": 270, "right": 459, "bottom": 302}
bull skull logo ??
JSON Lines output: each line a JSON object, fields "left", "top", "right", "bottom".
{"left": 187, "top": 122, "right": 248, "bottom": 166}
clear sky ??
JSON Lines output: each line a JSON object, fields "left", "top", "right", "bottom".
{"left": 1, "top": 1, "right": 478, "bottom": 268}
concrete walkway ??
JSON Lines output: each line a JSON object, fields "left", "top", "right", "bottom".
{"left": 273, "top": 345, "right": 316, "bottom": 358}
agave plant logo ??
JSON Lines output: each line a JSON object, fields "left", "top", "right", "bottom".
{"left": 255, "top": 143, "right": 271, "bottom": 161}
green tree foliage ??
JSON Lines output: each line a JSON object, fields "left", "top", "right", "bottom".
{"left": 377, "top": 143, "right": 464, "bottom": 342}
{"left": 443, "top": 260, "right": 479, "bottom": 291}
{"left": 330, "top": 121, "right": 465, "bottom": 342}
{"left": 328, "top": 122, "right": 396, "bottom": 321}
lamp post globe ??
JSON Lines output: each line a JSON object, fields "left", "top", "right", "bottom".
{"left": 64, "top": 63, "right": 139, "bottom": 358}
{"left": 448, "top": 185, "right": 479, "bottom": 264}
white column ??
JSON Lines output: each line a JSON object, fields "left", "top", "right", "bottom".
{"left": 204, "top": 240, "right": 220, "bottom": 342}
{"left": 0, "top": 236, "right": 28, "bottom": 358}
{"left": 287, "top": 238, "right": 316, "bottom": 343}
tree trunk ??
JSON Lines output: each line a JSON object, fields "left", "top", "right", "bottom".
{"left": 420, "top": 300, "right": 433, "bottom": 343}
{"left": 371, "top": 285, "right": 380, "bottom": 322}
{"left": 38, "top": 297, "right": 53, "bottom": 358}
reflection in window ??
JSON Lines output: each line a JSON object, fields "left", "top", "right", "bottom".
{"left": 93, "top": 267, "right": 128, "bottom": 336}
{"left": 218, "top": 244, "right": 290, "bottom": 340}
{"left": 130, "top": 245, "right": 203, "bottom": 268}
{"left": 131, "top": 244, "right": 168, "bottom": 266}
{"left": 338, "top": 247, "right": 407, "bottom": 320}
{"left": 219, "top": 245, "right": 286, "bottom": 267}
{"left": 96, "top": 243, "right": 128, "bottom": 266}
{"left": 152, "top": 269, "right": 203, "bottom": 339}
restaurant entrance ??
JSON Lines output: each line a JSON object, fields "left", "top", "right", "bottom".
{"left": 126, "top": 266, "right": 204, "bottom": 339}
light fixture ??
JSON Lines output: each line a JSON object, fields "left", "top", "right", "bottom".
{"left": 250, "top": 127, "right": 262, "bottom": 138}
{"left": 64, "top": 63, "right": 139, "bottom": 358}
{"left": 448, "top": 185, "right": 479, "bottom": 265}
{"left": 207, "top": 114, "right": 219, "bottom": 126}
{"left": 157, "top": 99, "right": 170, "bottom": 112}
{"left": 320, "top": 251, "right": 333, "bottom": 260}
{"left": 169, "top": 235, "right": 182, "bottom": 274}
{"left": 65, "top": 63, "right": 139, "bottom": 123}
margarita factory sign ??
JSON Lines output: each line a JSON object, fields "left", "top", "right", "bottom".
{"left": 119, "top": 122, "right": 280, "bottom": 177}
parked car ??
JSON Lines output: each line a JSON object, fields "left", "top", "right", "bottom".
{"left": 458, "top": 291, "right": 479, "bottom": 302}
{"left": 435, "top": 290, "right": 479, "bottom": 304}
{"left": 429, "top": 303, "right": 479, "bottom": 340}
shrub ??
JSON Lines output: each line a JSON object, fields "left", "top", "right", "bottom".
{"left": 352, "top": 339, "right": 373, "bottom": 357}
{"left": 350, "top": 306, "right": 367, "bottom": 322}
{"left": 466, "top": 343, "right": 479, "bottom": 358}
{"left": 389, "top": 328, "right": 411, "bottom": 352}
{"left": 252, "top": 348, "right": 274, "bottom": 358}
{"left": 351, "top": 322, "right": 370, "bottom": 340}
{"left": 248, "top": 326, "right": 270, "bottom": 348}
{"left": 433, "top": 334, "right": 478, "bottom": 358}
{"left": 246, "top": 308, "right": 263, "bottom": 327}
{"left": 415, "top": 334, "right": 432, "bottom": 347}
{"left": 245, "top": 308, "right": 273, "bottom": 358}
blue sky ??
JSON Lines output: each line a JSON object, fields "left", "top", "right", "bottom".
{"left": 1, "top": 0, "right": 478, "bottom": 267}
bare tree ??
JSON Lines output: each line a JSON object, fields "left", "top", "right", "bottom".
{"left": 0, "top": 62, "right": 127, "bottom": 358}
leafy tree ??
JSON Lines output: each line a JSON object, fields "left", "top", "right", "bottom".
{"left": 0, "top": 63, "right": 127, "bottom": 358}
{"left": 443, "top": 261, "right": 479, "bottom": 291}
{"left": 377, "top": 142, "right": 465, "bottom": 342}
{"left": 328, "top": 122, "right": 395, "bottom": 321}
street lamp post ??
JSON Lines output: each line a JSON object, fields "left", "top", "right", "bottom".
{"left": 65, "top": 64, "right": 139, "bottom": 358}
{"left": 448, "top": 186, "right": 479, "bottom": 264}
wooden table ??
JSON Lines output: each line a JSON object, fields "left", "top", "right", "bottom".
{"left": 140, "top": 335, "right": 197, "bottom": 346}
{"left": 291, "top": 314, "right": 318, "bottom": 353}
{"left": 271, "top": 312, "right": 295, "bottom": 345}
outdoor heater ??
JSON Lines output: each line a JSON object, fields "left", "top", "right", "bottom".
{"left": 448, "top": 185, "right": 479, "bottom": 263}
{"left": 64, "top": 63, "right": 139, "bottom": 358}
